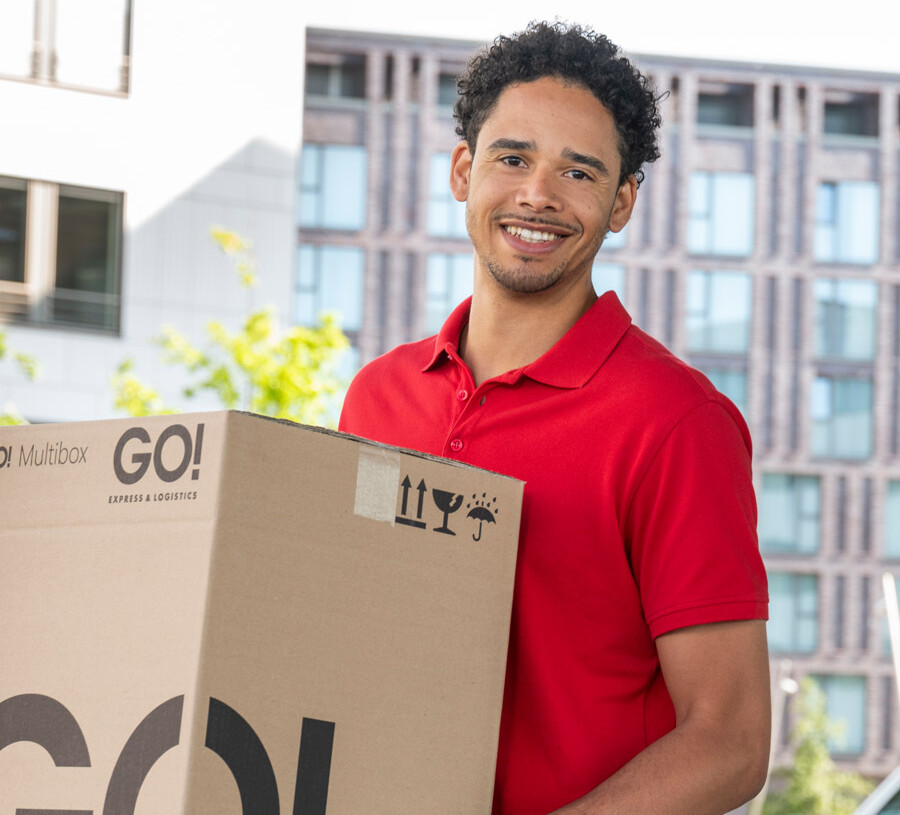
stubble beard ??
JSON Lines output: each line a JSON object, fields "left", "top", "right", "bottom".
{"left": 484, "top": 256, "right": 571, "bottom": 294}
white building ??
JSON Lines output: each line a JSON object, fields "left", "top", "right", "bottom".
{"left": 0, "top": 0, "right": 307, "bottom": 422}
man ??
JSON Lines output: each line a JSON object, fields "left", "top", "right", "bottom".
{"left": 340, "top": 21, "right": 770, "bottom": 815}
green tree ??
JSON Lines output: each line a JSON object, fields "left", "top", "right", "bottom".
{"left": 112, "top": 228, "right": 350, "bottom": 426}
{"left": 0, "top": 330, "right": 39, "bottom": 426}
{"left": 763, "top": 678, "right": 874, "bottom": 815}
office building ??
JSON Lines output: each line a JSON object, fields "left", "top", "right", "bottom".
{"left": 301, "top": 26, "right": 900, "bottom": 779}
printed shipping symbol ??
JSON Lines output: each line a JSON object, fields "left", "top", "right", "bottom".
{"left": 466, "top": 494, "right": 499, "bottom": 541}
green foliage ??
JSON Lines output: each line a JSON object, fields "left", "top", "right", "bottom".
{"left": 112, "top": 228, "right": 350, "bottom": 427}
{"left": 0, "top": 329, "right": 39, "bottom": 425}
{"left": 763, "top": 678, "right": 874, "bottom": 815}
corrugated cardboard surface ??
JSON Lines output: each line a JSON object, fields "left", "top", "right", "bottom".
{"left": 0, "top": 412, "right": 523, "bottom": 814}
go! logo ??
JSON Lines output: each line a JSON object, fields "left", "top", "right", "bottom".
{"left": 113, "top": 423, "right": 205, "bottom": 485}
{"left": 0, "top": 693, "right": 335, "bottom": 814}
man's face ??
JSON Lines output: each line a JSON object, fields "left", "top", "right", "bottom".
{"left": 450, "top": 76, "right": 637, "bottom": 298}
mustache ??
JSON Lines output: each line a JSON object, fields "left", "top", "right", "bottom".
{"left": 491, "top": 212, "right": 580, "bottom": 233}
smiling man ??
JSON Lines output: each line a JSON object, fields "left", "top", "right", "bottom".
{"left": 340, "top": 21, "right": 770, "bottom": 815}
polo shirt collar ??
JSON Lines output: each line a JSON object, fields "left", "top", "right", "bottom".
{"left": 424, "top": 292, "right": 633, "bottom": 389}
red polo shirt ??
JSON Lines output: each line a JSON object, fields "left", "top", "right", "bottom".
{"left": 339, "top": 292, "right": 768, "bottom": 815}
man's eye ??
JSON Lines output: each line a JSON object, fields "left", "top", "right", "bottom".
{"left": 567, "top": 169, "right": 591, "bottom": 181}
{"left": 501, "top": 156, "right": 524, "bottom": 167}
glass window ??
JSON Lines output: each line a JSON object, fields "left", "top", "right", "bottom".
{"left": 697, "top": 89, "right": 753, "bottom": 127}
{"left": 53, "top": 0, "right": 131, "bottom": 92}
{"left": 768, "top": 572, "right": 818, "bottom": 653}
{"left": 686, "top": 270, "right": 752, "bottom": 353}
{"left": 0, "top": 178, "right": 28, "bottom": 284}
{"left": 438, "top": 73, "right": 458, "bottom": 107}
{"left": 687, "top": 171, "right": 755, "bottom": 257}
{"left": 426, "top": 154, "right": 467, "bottom": 239}
{"left": 814, "top": 181, "right": 880, "bottom": 265}
{"left": 811, "top": 375, "right": 873, "bottom": 459}
{"left": 699, "top": 367, "right": 747, "bottom": 415}
{"left": 426, "top": 253, "right": 473, "bottom": 334}
{"left": 304, "top": 57, "right": 365, "bottom": 100}
{"left": 824, "top": 97, "right": 878, "bottom": 137}
{"left": 602, "top": 225, "right": 627, "bottom": 251}
{"left": 591, "top": 262, "right": 625, "bottom": 303}
{"left": 811, "top": 675, "right": 867, "bottom": 755}
{"left": 758, "top": 473, "right": 820, "bottom": 554}
{"left": 814, "top": 278, "right": 877, "bottom": 360}
{"left": 53, "top": 186, "right": 123, "bottom": 332}
{"left": 295, "top": 245, "right": 364, "bottom": 332}
{"left": 0, "top": 0, "right": 35, "bottom": 78}
{"left": 299, "top": 144, "right": 367, "bottom": 231}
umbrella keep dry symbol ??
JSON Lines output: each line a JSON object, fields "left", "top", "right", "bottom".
{"left": 466, "top": 494, "right": 498, "bottom": 541}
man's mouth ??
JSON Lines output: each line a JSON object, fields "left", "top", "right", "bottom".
{"left": 503, "top": 225, "right": 565, "bottom": 244}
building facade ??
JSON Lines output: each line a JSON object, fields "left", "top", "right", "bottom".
{"left": 0, "top": 0, "right": 307, "bottom": 421}
{"left": 301, "top": 27, "right": 900, "bottom": 779}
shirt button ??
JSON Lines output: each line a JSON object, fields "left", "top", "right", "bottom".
{"left": 457, "top": 389, "right": 469, "bottom": 401}
{"left": 450, "top": 438, "right": 464, "bottom": 452}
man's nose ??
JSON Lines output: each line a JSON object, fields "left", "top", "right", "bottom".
{"left": 515, "top": 167, "right": 562, "bottom": 211}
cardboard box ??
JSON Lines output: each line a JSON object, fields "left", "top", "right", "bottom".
{"left": 0, "top": 411, "right": 523, "bottom": 814}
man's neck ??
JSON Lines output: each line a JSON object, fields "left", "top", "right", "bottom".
{"left": 460, "top": 278, "right": 597, "bottom": 386}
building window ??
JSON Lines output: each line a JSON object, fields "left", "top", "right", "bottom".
{"left": 0, "top": 177, "right": 122, "bottom": 333}
{"left": 53, "top": 185, "right": 123, "bottom": 331}
{"left": 295, "top": 245, "right": 364, "bottom": 335}
{"left": 425, "top": 253, "right": 472, "bottom": 334}
{"left": 0, "top": 178, "right": 27, "bottom": 285}
{"left": 699, "top": 367, "right": 748, "bottom": 415}
{"left": 426, "top": 154, "right": 467, "bottom": 238}
{"left": 687, "top": 171, "right": 755, "bottom": 257}
{"left": 768, "top": 572, "right": 818, "bottom": 653}
{"left": 886, "top": 483, "right": 900, "bottom": 559}
{"left": 758, "top": 473, "right": 820, "bottom": 554}
{"left": 437, "top": 72, "right": 458, "bottom": 107}
{"left": 696, "top": 85, "right": 753, "bottom": 128}
{"left": 304, "top": 55, "right": 366, "bottom": 100}
{"left": 814, "top": 278, "right": 877, "bottom": 361}
{"left": 0, "top": 0, "right": 132, "bottom": 93}
{"left": 810, "top": 675, "right": 867, "bottom": 756}
{"left": 591, "top": 262, "right": 625, "bottom": 303}
{"left": 686, "top": 270, "right": 752, "bottom": 353}
{"left": 811, "top": 375, "right": 873, "bottom": 459}
{"left": 602, "top": 225, "right": 627, "bottom": 251}
{"left": 814, "top": 181, "right": 879, "bottom": 265}
{"left": 299, "top": 144, "right": 367, "bottom": 231}
{"left": 823, "top": 93, "right": 878, "bottom": 137}
{"left": 881, "top": 574, "right": 900, "bottom": 658}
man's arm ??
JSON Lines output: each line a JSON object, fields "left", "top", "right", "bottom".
{"left": 552, "top": 619, "right": 771, "bottom": 815}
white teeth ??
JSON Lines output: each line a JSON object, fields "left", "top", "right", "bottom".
{"left": 504, "top": 225, "right": 560, "bottom": 243}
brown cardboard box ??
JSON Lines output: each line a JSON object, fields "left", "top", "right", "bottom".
{"left": 0, "top": 411, "right": 523, "bottom": 814}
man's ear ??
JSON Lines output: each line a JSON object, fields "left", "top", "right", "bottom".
{"left": 608, "top": 174, "right": 638, "bottom": 233}
{"left": 449, "top": 141, "right": 473, "bottom": 203}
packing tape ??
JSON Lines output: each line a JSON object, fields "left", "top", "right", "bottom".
{"left": 354, "top": 447, "right": 400, "bottom": 525}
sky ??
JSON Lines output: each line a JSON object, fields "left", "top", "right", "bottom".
{"left": 307, "top": 0, "right": 900, "bottom": 76}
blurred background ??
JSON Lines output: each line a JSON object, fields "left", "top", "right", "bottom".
{"left": 2, "top": 1, "right": 900, "bottom": 812}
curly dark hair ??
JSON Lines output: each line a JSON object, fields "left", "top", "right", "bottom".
{"left": 454, "top": 21, "right": 661, "bottom": 185}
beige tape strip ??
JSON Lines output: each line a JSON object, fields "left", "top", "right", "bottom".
{"left": 353, "top": 446, "right": 400, "bottom": 525}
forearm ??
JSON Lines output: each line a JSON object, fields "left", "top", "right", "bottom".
{"left": 550, "top": 715, "right": 768, "bottom": 815}
{"left": 552, "top": 620, "right": 771, "bottom": 815}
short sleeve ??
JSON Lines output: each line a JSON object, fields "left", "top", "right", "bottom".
{"left": 624, "top": 399, "right": 768, "bottom": 640}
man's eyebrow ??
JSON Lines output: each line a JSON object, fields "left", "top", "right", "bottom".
{"left": 485, "top": 138, "right": 535, "bottom": 152}
{"left": 562, "top": 148, "right": 610, "bottom": 177}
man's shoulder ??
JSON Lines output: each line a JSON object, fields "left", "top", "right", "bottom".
{"left": 607, "top": 323, "right": 746, "bottom": 429}
{"left": 351, "top": 335, "right": 437, "bottom": 385}
{"left": 339, "top": 335, "right": 442, "bottom": 440}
